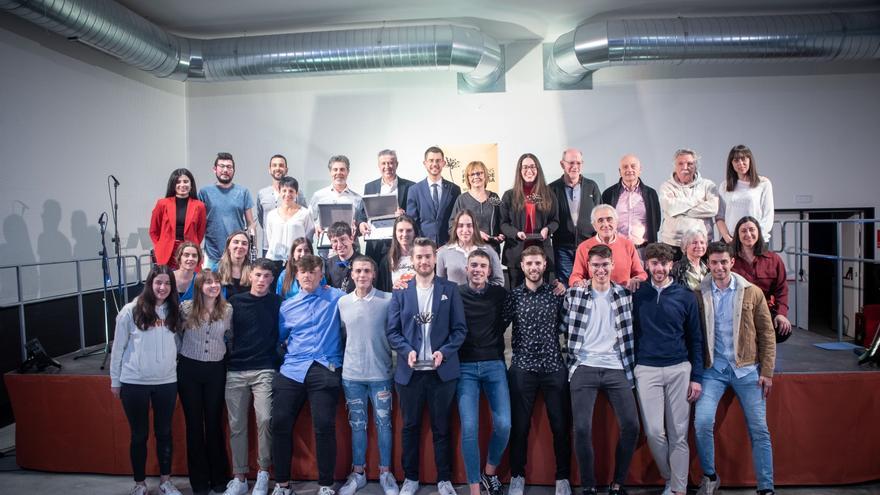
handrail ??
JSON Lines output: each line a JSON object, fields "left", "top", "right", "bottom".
{"left": 1, "top": 253, "right": 152, "bottom": 361}
{"left": 779, "top": 218, "right": 879, "bottom": 342}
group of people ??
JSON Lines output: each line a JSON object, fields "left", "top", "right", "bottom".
{"left": 117, "top": 144, "right": 786, "bottom": 495}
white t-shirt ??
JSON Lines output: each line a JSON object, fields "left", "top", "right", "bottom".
{"left": 265, "top": 207, "right": 315, "bottom": 261}
{"left": 577, "top": 288, "right": 624, "bottom": 370}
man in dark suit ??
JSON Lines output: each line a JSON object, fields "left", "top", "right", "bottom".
{"left": 601, "top": 154, "right": 662, "bottom": 264}
{"left": 406, "top": 146, "right": 461, "bottom": 246}
{"left": 386, "top": 237, "right": 467, "bottom": 495}
{"left": 358, "top": 149, "right": 415, "bottom": 266}
{"left": 548, "top": 147, "right": 602, "bottom": 285}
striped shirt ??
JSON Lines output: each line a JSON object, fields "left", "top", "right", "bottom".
{"left": 179, "top": 300, "right": 232, "bottom": 362}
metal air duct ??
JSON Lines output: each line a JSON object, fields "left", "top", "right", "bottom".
{"left": 544, "top": 11, "right": 880, "bottom": 89}
{"left": 0, "top": 0, "right": 505, "bottom": 91}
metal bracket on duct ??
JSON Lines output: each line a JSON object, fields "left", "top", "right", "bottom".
{"left": 544, "top": 10, "right": 880, "bottom": 90}
{"left": 0, "top": 0, "right": 505, "bottom": 93}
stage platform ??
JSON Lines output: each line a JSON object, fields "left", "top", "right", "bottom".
{"left": 6, "top": 329, "right": 880, "bottom": 487}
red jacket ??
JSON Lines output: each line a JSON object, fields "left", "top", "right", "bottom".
{"left": 149, "top": 196, "right": 207, "bottom": 265}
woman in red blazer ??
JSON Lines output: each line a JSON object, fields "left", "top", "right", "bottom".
{"left": 150, "top": 169, "right": 207, "bottom": 268}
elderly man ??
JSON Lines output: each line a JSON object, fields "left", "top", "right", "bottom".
{"left": 549, "top": 148, "right": 602, "bottom": 285}
{"left": 601, "top": 154, "right": 662, "bottom": 263}
{"left": 658, "top": 149, "right": 718, "bottom": 259}
{"left": 569, "top": 204, "right": 646, "bottom": 290}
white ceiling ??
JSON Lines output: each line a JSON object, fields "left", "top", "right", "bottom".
{"left": 116, "top": 0, "right": 878, "bottom": 41}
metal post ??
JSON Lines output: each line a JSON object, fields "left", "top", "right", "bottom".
{"left": 836, "top": 222, "right": 844, "bottom": 342}
{"left": 16, "top": 266, "right": 26, "bottom": 362}
{"left": 122, "top": 255, "right": 129, "bottom": 304}
{"left": 76, "top": 260, "right": 86, "bottom": 352}
{"left": 793, "top": 221, "right": 800, "bottom": 330}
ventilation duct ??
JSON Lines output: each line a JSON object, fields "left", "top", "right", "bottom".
{"left": 0, "top": 0, "right": 505, "bottom": 91}
{"left": 544, "top": 11, "right": 880, "bottom": 89}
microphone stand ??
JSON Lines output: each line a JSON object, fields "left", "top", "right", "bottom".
{"left": 75, "top": 212, "right": 113, "bottom": 365}
{"left": 109, "top": 175, "right": 126, "bottom": 306}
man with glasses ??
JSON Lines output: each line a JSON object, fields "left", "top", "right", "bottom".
{"left": 658, "top": 149, "right": 718, "bottom": 260}
{"left": 549, "top": 148, "right": 602, "bottom": 285}
{"left": 199, "top": 152, "right": 255, "bottom": 269}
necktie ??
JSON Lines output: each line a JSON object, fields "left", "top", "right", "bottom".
{"left": 431, "top": 183, "right": 440, "bottom": 210}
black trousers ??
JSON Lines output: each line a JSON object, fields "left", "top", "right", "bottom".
{"left": 119, "top": 382, "right": 178, "bottom": 482}
{"left": 396, "top": 370, "right": 458, "bottom": 482}
{"left": 508, "top": 365, "right": 572, "bottom": 480}
{"left": 177, "top": 356, "right": 229, "bottom": 492}
{"left": 569, "top": 365, "right": 640, "bottom": 488}
{"left": 271, "top": 364, "right": 341, "bottom": 486}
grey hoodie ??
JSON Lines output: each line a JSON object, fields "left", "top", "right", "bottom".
{"left": 110, "top": 298, "right": 178, "bottom": 387}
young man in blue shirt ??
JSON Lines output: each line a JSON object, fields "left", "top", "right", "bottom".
{"left": 271, "top": 254, "right": 346, "bottom": 495}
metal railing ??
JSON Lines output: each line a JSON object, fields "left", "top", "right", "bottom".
{"left": 0, "top": 254, "right": 154, "bottom": 361}
{"left": 779, "top": 218, "right": 880, "bottom": 342}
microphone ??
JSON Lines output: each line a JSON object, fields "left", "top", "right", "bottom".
{"left": 98, "top": 212, "right": 107, "bottom": 233}
{"left": 110, "top": 175, "right": 120, "bottom": 186}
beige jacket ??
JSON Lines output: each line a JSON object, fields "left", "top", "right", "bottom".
{"left": 658, "top": 172, "right": 719, "bottom": 246}
{"left": 695, "top": 272, "right": 776, "bottom": 378}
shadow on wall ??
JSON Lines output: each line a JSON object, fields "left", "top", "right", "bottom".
{"left": 0, "top": 200, "right": 110, "bottom": 306}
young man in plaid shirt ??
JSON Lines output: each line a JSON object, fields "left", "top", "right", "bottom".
{"left": 561, "top": 244, "right": 640, "bottom": 495}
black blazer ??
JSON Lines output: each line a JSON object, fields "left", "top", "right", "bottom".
{"left": 363, "top": 176, "right": 415, "bottom": 209}
{"left": 499, "top": 189, "right": 559, "bottom": 269}
{"left": 601, "top": 179, "right": 661, "bottom": 245}
{"left": 548, "top": 175, "right": 602, "bottom": 248}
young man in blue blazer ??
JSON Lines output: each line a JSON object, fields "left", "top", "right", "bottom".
{"left": 386, "top": 237, "right": 467, "bottom": 495}
{"left": 405, "top": 146, "right": 461, "bottom": 246}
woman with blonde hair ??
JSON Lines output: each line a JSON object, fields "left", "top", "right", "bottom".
{"left": 178, "top": 269, "right": 232, "bottom": 495}
{"left": 450, "top": 161, "right": 504, "bottom": 254}
{"left": 217, "top": 230, "right": 252, "bottom": 298}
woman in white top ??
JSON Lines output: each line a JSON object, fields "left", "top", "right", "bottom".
{"left": 109, "top": 265, "right": 184, "bottom": 495}
{"left": 716, "top": 144, "right": 775, "bottom": 243}
{"left": 265, "top": 176, "right": 315, "bottom": 273}
{"left": 437, "top": 209, "right": 504, "bottom": 286}
{"left": 377, "top": 215, "right": 417, "bottom": 291}
{"left": 178, "top": 269, "right": 232, "bottom": 495}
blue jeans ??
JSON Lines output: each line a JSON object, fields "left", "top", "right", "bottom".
{"left": 342, "top": 379, "right": 393, "bottom": 468}
{"left": 456, "top": 360, "right": 512, "bottom": 484}
{"left": 694, "top": 366, "right": 774, "bottom": 491}
{"left": 554, "top": 246, "right": 575, "bottom": 286}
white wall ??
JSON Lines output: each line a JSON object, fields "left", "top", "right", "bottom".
{"left": 185, "top": 46, "right": 880, "bottom": 221}
{"left": 0, "top": 18, "right": 187, "bottom": 303}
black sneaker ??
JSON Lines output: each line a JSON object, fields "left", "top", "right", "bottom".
{"left": 480, "top": 473, "right": 503, "bottom": 495}
{"left": 582, "top": 489, "right": 598, "bottom": 495}
{"left": 608, "top": 487, "right": 628, "bottom": 495}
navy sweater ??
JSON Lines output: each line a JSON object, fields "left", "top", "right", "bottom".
{"left": 227, "top": 291, "right": 282, "bottom": 371}
{"left": 633, "top": 281, "right": 704, "bottom": 381}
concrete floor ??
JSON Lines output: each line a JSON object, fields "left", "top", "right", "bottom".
{"left": 0, "top": 450, "right": 877, "bottom": 495}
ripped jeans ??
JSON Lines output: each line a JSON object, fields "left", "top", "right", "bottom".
{"left": 342, "top": 378, "right": 394, "bottom": 468}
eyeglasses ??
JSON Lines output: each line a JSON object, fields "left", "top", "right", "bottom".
{"left": 521, "top": 164, "right": 538, "bottom": 170}
{"left": 468, "top": 171, "right": 485, "bottom": 177}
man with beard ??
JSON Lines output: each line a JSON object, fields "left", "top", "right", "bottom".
{"left": 386, "top": 237, "right": 467, "bottom": 495}
{"left": 632, "top": 243, "right": 703, "bottom": 495}
{"left": 256, "top": 154, "right": 308, "bottom": 256}
{"left": 199, "top": 152, "right": 255, "bottom": 269}
{"left": 506, "top": 246, "right": 572, "bottom": 495}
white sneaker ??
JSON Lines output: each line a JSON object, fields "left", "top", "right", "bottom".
{"left": 159, "top": 480, "right": 182, "bottom": 495}
{"left": 223, "top": 477, "right": 249, "bottom": 495}
{"left": 272, "top": 486, "right": 293, "bottom": 495}
{"left": 253, "top": 470, "right": 271, "bottom": 495}
{"left": 661, "top": 482, "right": 673, "bottom": 495}
{"left": 696, "top": 475, "right": 720, "bottom": 495}
{"left": 437, "top": 480, "right": 456, "bottom": 495}
{"left": 129, "top": 484, "right": 147, "bottom": 495}
{"left": 318, "top": 486, "right": 336, "bottom": 495}
{"left": 380, "top": 471, "right": 400, "bottom": 495}
{"left": 554, "top": 479, "right": 571, "bottom": 495}
{"left": 339, "top": 471, "right": 367, "bottom": 495}
{"left": 400, "top": 478, "right": 420, "bottom": 495}
{"left": 508, "top": 476, "right": 525, "bottom": 495}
